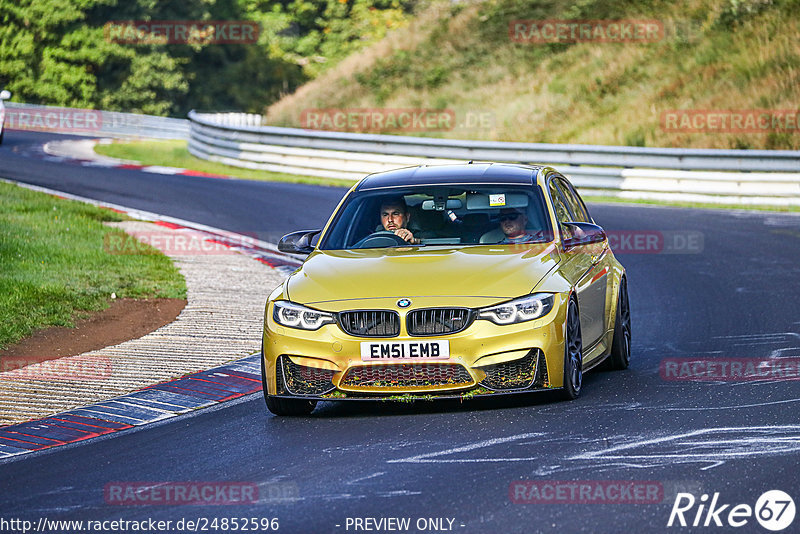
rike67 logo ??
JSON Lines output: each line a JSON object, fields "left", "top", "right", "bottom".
{"left": 668, "top": 490, "right": 795, "bottom": 531}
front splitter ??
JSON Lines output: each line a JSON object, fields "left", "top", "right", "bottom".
{"left": 270, "top": 386, "right": 558, "bottom": 402}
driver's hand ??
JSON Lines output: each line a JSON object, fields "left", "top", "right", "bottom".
{"left": 394, "top": 228, "right": 418, "bottom": 244}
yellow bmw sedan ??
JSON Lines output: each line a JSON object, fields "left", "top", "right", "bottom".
{"left": 261, "top": 163, "right": 630, "bottom": 415}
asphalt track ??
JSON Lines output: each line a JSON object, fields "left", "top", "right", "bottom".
{"left": 2, "top": 130, "right": 800, "bottom": 533}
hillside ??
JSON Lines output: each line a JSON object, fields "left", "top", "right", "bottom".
{"left": 265, "top": 0, "right": 800, "bottom": 150}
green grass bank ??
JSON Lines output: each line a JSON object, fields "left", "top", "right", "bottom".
{"left": 265, "top": 0, "right": 800, "bottom": 150}
{"left": 0, "top": 181, "right": 186, "bottom": 349}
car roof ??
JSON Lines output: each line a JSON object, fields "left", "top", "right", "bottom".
{"left": 355, "top": 163, "right": 543, "bottom": 191}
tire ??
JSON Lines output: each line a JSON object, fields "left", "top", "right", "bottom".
{"left": 560, "top": 298, "right": 583, "bottom": 400}
{"left": 261, "top": 345, "right": 316, "bottom": 416}
{"left": 607, "top": 277, "right": 631, "bottom": 370}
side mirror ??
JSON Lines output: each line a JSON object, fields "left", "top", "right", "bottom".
{"left": 562, "top": 222, "right": 607, "bottom": 249}
{"left": 0, "top": 90, "right": 10, "bottom": 100}
{"left": 278, "top": 229, "right": 322, "bottom": 254}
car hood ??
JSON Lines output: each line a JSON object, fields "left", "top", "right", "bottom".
{"left": 286, "top": 244, "right": 560, "bottom": 307}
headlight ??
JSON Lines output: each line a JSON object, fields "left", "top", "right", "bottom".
{"left": 273, "top": 301, "right": 335, "bottom": 330}
{"left": 477, "top": 293, "right": 555, "bottom": 325}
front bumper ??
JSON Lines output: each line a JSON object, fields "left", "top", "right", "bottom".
{"left": 262, "top": 294, "right": 569, "bottom": 400}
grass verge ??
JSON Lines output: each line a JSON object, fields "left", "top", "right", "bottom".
{"left": 96, "top": 139, "right": 798, "bottom": 213}
{"left": 94, "top": 139, "right": 356, "bottom": 188}
{"left": 0, "top": 181, "right": 186, "bottom": 349}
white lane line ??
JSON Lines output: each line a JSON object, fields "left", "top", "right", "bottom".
{"left": 387, "top": 432, "right": 544, "bottom": 464}
{"left": 346, "top": 472, "right": 387, "bottom": 485}
{"left": 570, "top": 425, "right": 800, "bottom": 465}
{"left": 656, "top": 397, "right": 800, "bottom": 411}
{"left": 713, "top": 332, "right": 800, "bottom": 341}
{"left": 141, "top": 165, "right": 182, "bottom": 174}
{"left": 377, "top": 490, "right": 423, "bottom": 497}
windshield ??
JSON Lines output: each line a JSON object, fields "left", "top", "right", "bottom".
{"left": 319, "top": 185, "right": 553, "bottom": 250}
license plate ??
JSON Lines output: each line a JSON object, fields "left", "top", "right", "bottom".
{"left": 360, "top": 341, "right": 450, "bottom": 361}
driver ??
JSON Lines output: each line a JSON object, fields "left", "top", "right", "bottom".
{"left": 380, "top": 197, "right": 420, "bottom": 244}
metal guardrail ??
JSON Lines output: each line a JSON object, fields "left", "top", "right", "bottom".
{"left": 189, "top": 111, "right": 800, "bottom": 172}
{"left": 4, "top": 102, "right": 188, "bottom": 140}
{"left": 188, "top": 111, "right": 800, "bottom": 206}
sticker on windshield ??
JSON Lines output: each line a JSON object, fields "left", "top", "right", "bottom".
{"left": 489, "top": 194, "right": 506, "bottom": 206}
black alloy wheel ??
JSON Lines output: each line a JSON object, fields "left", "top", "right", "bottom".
{"left": 607, "top": 277, "right": 631, "bottom": 370}
{"left": 561, "top": 298, "right": 583, "bottom": 400}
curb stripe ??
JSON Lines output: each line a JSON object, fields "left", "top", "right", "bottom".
{"left": 0, "top": 355, "right": 263, "bottom": 460}
{"left": 39, "top": 139, "right": 234, "bottom": 180}
{"left": 0, "top": 439, "right": 43, "bottom": 450}
{"left": 53, "top": 414, "right": 132, "bottom": 429}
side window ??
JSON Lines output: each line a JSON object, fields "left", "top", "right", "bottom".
{"left": 548, "top": 179, "right": 572, "bottom": 225}
{"left": 556, "top": 178, "right": 591, "bottom": 223}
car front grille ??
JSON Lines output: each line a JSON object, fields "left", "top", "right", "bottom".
{"left": 477, "top": 350, "right": 544, "bottom": 390}
{"left": 279, "top": 355, "right": 336, "bottom": 395}
{"left": 339, "top": 363, "right": 474, "bottom": 389}
{"left": 338, "top": 310, "right": 400, "bottom": 337}
{"left": 406, "top": 308, "right": 473, "bottom": 336}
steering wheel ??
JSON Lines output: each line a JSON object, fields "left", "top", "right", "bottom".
{"left": 354, "top": 231, "right": 409, "bottom": 249}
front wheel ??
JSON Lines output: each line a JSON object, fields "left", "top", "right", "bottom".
{"left": 261, "top": 344, "right": 316, "bottom": 416}
{"left": 560, "top": 298, "right": 583, "bottom": 400}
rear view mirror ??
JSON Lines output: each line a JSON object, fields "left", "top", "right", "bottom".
{"left": 421, "top": 199, "right": 463, "bottom": 211}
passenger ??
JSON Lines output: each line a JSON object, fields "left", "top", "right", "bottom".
{"left": 379, "top": 197, "right": 420, "bottom": 244}
{"left": 498, "top": 208, "right": 541, "bottom": 244}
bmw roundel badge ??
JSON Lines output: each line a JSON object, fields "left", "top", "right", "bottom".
{"left": 397, "top": 298, "right": 412, "bottom": 308}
